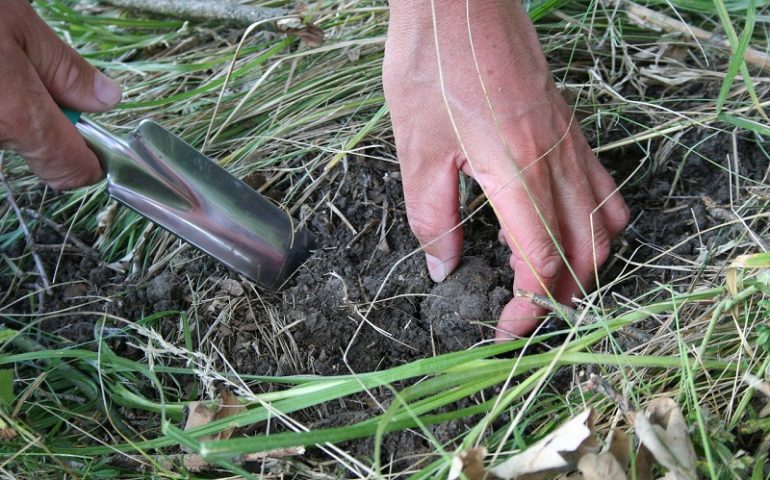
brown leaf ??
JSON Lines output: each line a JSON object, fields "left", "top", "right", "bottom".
{"left": 744, "top": 372, "right": 770, "bottom": 399}
{"left": 577, "top": 452, "right": 627, "bottom": 480}
{"left": 95, "top": 201, "right": 119, "bottom": 244}
{"left": 606, "top": 429, "right": 631, "bottom": 470}
{"left": 634, "top": 398, "right": 696, "bottom": 480}
{"left": 184, "top": 402, "right": 216, "bottom": 431}
{"left": 214, "top": 387, "right": 246, "bottom": 441}
{"left": 276, "top": 18, "right": 324, "bottom": 47}
{"left": 633, "top": 443, "right": 655, "bottom": 480}
{"left": 489, "top": 409, "right": 599, "bottom": 479}
{"left": 0, "top": 428, "right": 17, "bottom": 441}
{"left": 448, "top": 447, "right": 487, "bottom": 480}
{"left": 182, "top": 401, "right": 217, "bottom": 452}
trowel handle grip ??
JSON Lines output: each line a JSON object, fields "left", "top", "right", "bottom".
{"left": 58, "top": 106, "right": 126, "bottom": 176}
{"left": 61, "top": 107, "right": 82, "bottom": 125}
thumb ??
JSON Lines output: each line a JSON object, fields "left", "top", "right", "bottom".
{"left": 21, "top": 3, "right": 121, "bottom": 112}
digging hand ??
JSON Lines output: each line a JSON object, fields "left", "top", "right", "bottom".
{"left": 383, "top": 0, "right": 630, "bottom": 339}
{"left": 0, "top": 0, "right": 122, "bottom": 189}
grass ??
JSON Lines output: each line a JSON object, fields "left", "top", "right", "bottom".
{"left": 1, "top": 0, "right": 770, "bottom": 478}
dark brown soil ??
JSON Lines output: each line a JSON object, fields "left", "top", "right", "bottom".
{"left": 2, "top": 125, "right": 768, "bottom": 471}
{"left": 3, "top": 128, "right": 767, "bottom": 367}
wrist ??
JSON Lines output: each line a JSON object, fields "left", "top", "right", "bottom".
{"left": 386, "top": 0, "right": 550, "bottom": 88}
{"left": 389, "top": 0, "right": 527, "bottom": 30}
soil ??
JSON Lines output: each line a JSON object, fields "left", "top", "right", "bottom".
{"left": 2, "top": 126, "right": 768, "bottom": 470}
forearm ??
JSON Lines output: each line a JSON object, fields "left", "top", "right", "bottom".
{"left": 385, "top": 0, "right": 552, "bottom": 109}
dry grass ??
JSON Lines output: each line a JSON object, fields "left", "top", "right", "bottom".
{"left": 1, "top": 0, "right": 769, "bottom": 478}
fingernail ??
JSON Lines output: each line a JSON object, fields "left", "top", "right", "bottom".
{"left": 497, "top": 229, "right": 507, "bottom": 246}
{"left": 425, "top": 254, "right": 448, "bottom": 283}
{"left": 94, "top": 73, "right": 122, "bottom": 107}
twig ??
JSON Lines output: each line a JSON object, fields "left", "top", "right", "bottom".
{"left": 99, "top": 0, "right": 287, "bottom": 28}
{"left": 586, "top": 373, "right": 631, "bottom": 419}
{"left": 702, "top": 195, "right": 769, "bottom": 251}
{"left": 0, "top": 154, "right": 52, "bottom": 294}
{"left": 621, "top": 0, "right": 770, "bottom": 69}
{"left": 515, "top": 289, "right": 598, "bottom": 324}
{"left": 20, "top": 207, "right": 100, "bottom": 259}
{"left": 515, "top": 289, "right": 652, "bottom": 342}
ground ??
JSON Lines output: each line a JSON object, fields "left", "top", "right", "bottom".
{"left": 6, "top": 129, "right": 764, "bottom": 371}
{"left": 3, "top": 124, "right": 767, "bottom": 469}
{"left": 2, "top": 1, "right": 769, "bottom": 477}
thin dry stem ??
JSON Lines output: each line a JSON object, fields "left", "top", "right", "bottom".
{"left": 0, "top": 154, "right": 51, "bottom": 294}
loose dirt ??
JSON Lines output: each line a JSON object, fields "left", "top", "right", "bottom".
{"left": 2, "top": 126, "right": 767, "bottom": 470}
{"left": 4, "top": 131, "right": 767, "bottom": 366}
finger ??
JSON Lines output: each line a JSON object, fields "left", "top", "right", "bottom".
{"left": 549, "top": 167, "right": 611, "bottom": 307}
{"left": 1, "top": 47, "right": 102, "bottom": 189}
{"left": 400, "top": 153, "right": 463, "bottom": 283}
{"left": 20, "top": 1, "right": 121, "bottom": 112}
{"left": 584, "top": 152, "right": 630, "bottom": 237}
{"left": 471, "top": 157, "right": 565, "bottom": 339}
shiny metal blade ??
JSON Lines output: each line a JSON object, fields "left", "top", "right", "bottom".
{"left": 76, "top": 117, "right": 314, "bottom": 288}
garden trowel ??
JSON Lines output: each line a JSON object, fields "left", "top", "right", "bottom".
{"left": 64, "top": 109, "right": 315, "bottom": 289}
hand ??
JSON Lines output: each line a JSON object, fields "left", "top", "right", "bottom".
{"left": 0, "top": 0, "right": 122, "bottom": 189}
{"left": 383, "top": 0, "right": 630, "bottom": 339}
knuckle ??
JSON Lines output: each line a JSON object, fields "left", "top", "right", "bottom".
{"left": 588, "top": 229, "right": 612, "bottom": 266}
{"left": 406, "top": 210, "right": 445, "bottom": 242}
{"left": 45, "top": 167, "right": 95, "bottom": 190}
{"left": 511, "top": 237, "right": 563, "bottom": 280}
{"left": 48, "top": 48, "right": 84, "bottom": 97}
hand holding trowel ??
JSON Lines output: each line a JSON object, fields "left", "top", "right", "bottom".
{"left": 65, "top": 108, "right": 315, "bottom": 289}
{"left": 0, "top": 0, "right": 313, "bottom": 289}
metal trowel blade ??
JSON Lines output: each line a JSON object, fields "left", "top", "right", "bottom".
{"left": 76, "top": 117, "right": 315, "bottom": 289}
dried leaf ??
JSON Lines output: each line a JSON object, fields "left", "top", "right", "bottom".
{"left": 605, "top": 429, "right": 631, "bottom": 470}
{"left": 186, "top": 448, "right": 305, "bottom": 472}
{"left": 184, "top": 402, "right": 216, "bottom": 431}
{"left": 446, "top": 447, "right": 487, "bottom": 480}
{"left": 275, "top": 18, "right": 324, "bottom": 47}
{"left": 489, "top": 409, "right": 598, "bottom": 479}
{"left": 639, "top": 66, "right": 703, "bottom": 86}
{"left": 634, "top": 398, "right": 696, "bottom": 480}
{"left": 183, "top": 454, "right": 208, "bottom": 472}
{"left": 725, "top": 267, "right": 739, "bottom": 297}
{"left": 0, "top": 412, "right": 17, "bottom": 441}
{"left": 633, "top": 443, "right": 655, "bottom": 480}
{"left": 94, "top": 201, "right": 119, "bottom": 246}
{"left": 214, "top": 387, "right": 246, "bottom": 441}
{"left": 656, "top": 469, "right": 682, "bottom": 480}
{"left": 182, "top": 389, "right": 247, "bottom": 451}
{"left": 743, "top": 372, "right": 770, "bottom": 399}
{"left": 182, "top": 401, "right": 216, "bottom": 452}
{"left": 0, "top": 428, "right": 17, "bottom": 441}
{"left": 577, "top": 452, "right": 627, "bottom": 480}
{"left": 219, "top": 278, "right": 244, "bottom": 297}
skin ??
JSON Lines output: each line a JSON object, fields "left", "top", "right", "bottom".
{"left": 6, "top": 0, "right": 629, "bottom": 339}
{"left": 0, "top": 0, "right": 122, "bottom": 189}
{"left": 384, "top": 0, "right": 630, "bottom": 339}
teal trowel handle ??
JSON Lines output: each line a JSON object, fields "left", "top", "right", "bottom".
{"left": 59, "top": 106, "right": 127, "bottom": 176}
{"left": 62, "top": 107, "right": 83, "bottom": 125}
